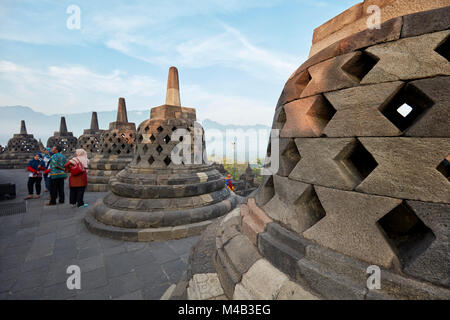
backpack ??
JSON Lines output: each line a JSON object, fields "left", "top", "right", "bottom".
{"left": 70, "top": 159, "right": 85, "bottom": 176}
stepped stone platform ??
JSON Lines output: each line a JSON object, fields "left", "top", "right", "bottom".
{"left": 85, "top": 67, "right": 241, "bottom": 242}
{"left": 78, "top": 112, "right": 104, "bottom": 158}
{"left": 46, "top": 117, "right": 78, "bottom": 156}
{"left": 87, "top": 98, "right": 136, "bottom": 192}
{"left": 179, "top": 4, "right": 450, "bottom": 300}
{"left": 0, "top": 121, "right": 40, "bottom": 169}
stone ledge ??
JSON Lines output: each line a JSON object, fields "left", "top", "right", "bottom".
{"left": 84, "top": 210, "right": 213, "bottom": 242}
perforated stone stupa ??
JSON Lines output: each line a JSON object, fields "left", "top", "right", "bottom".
{"left": 77, "top": 112, "right": 104, "bottom": 157}
{"left": 85, "top": 67, "right": 239, "bottom": 241}
{"left": 87, "top": 98, "right": 136, "bottom": 192}
{"left": 178, "top": 3, "right": 450, "bottom": 301}
{"left": 46, "top": 116, "right": 78, "bottom": 155}
{"left": 0, "top": 120, "right": 40, "bottom": 169}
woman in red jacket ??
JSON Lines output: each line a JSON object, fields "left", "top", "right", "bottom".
{"left": 65, "top": 149, "right": 89, "bottom": 208}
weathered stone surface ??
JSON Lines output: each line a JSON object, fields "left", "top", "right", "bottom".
{"left": 303, "top": 186, "right": 401, "bottom": 268}
{"left": 295, "top": 258, "right": 367, "bottom": 300}
{"left": 254, "top": 176, "right": 275, "bottom": 207}
{"left": 233, "top": 259, "right": 287, "bottom": 300}
{"left": 402, "top": 6, "right": 450, "bottom": 38}
{"left": 356, "top": 138, "right": 450, "bottom": 203}
{"left": 403, "top": 201, "right": 450, "bottom": 286}
{"left": 289, "top": 138, "right": 368, "bottom": 190}
{"left": 242, "top": 198, "right": 272, "bottom": 245}
{"left": 276, "top": 280, "right": 319, "bottom": 300}
{"left": 263, "top": 176, "right": 325, "bottom": 234}
{"left": 215, "top": 247, "right": 241, "bottom": 298}
{"left": 258, "top": 223, "right": 307, "bottom": 279}
{"left": 277, "top": 70, "right": 311, "bottom": 107}
{"left": 404, "top": 76, "right": 450, "bottom": 137}
{"left": 301, "top": 52, "right": 363, "bottom": 98}
{"left": 277, "top": 138, "right": 301, "bottom": 177}
{"left": 366, "top": 268, "right": 450, "bottom": 300}
{"left": 187, "top": 273, "right": 224, "bottom": 300}
{"left": 223, "top": 234, "right": 261, "bottom": 275}
{"left": 323, "top": 82, "right": 404, "bottom": 137}
{"left": 281, "top": 95, "right": 336, "bottom": 138}
{"left": 362, "top": 30, "right": 450, "bottom": 84}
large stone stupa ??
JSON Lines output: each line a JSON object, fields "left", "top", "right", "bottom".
{"left": 77, "top": 111, "right": 104, "bottom": 157}
{"left": 175, "top": 3, "right": 450, "bottom": 301}
{"left": 87, "top": 98, "right": 136, "bottom": 192}
{"left": 0, "top": 120, "right": 40, "bottom": 169}
{"left": 85, "top": 67, "right": 239, "bottom": 241}
{"left": 46, "top": 116, "right": 78, "bottom": 156}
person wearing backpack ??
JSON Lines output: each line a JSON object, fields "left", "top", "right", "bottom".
{"left": 65, "top": 148, "right": 89, "bottom": 208}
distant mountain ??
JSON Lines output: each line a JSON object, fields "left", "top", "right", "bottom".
{"left": 0, "top": 106, "right": 271, "bottom": 161}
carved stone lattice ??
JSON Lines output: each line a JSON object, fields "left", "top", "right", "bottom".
{"left": 46, "top": 116, "right": 78, "bottom": 155}
{"left": 78, "top": 112, "right": 104, "bottom": 156}
{"left": 85, "top": 67, "right": 239, "bottom": 241}
{"left": 0, "top": 120, "right": 40, "bottom": 169}
{"left": 87, "top": 98, "right": 136, "bottom": 192}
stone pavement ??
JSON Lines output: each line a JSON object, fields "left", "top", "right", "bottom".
{"left": 0, "top": 169, "right": 199, "bottom": 300}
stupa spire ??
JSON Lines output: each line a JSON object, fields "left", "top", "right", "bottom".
{"left": 117, "top": 97, "right": 128, "bottom": 123}
{"left": 60, "top": 117, "right": 68, "bottom": 134}
{"left": 165, "top": 66, "right": 181, "bottom": 107}
{"left": 20, "top": 120, "right": 27, "bottom": 135}
{"left": 90, "top": 112, "right": 99, "bottom": 131}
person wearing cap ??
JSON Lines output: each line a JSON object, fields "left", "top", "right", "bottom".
{"left": 225, "top": 174, "right": 235, "bottom": 192}
{"left": 24, "top": 153, "right": 45, "bottom": 200}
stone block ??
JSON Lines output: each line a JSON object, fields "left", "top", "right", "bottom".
{"left": 276, "top": 280, "right": 319, "bottom": 300}
{"left": 223, "top": 234, "right": 261, "bottom": 275}
{"left": 235, "top": 259, "right": 288, "bottom": 300}
{"left": 215, "top": 248, "right": 241, "bottom": 298}
{"left": 263, "top": 176, "right": 325, "bottom": 234}
{"left": 356, "top": 138, "right": 450, "bottom": 203}
{"left": 401, "top": 6, "right": 450, "bottom": 38}
{"left": 303, "top": 186, "right": 401, "bottom": 268}
{"left": 402, "top": 201, "right": 450, "bottom": 287}
{"left": 277, "top": 138, "right": 301, "bottom": 177}
{"left": 295, "top": 258, "right": 366, "bottom": 300}
{"left": 301, "top": 52, "right": 363, "bottom": 98}
{"left": 281, "top": 95, "right": 336, "bottom": 138}
{"left": 404, "top": 76, "right": 450, "bottom": 137}
{"left": 258, "top": 223, "right": 306, "bottom": 279}
{"left": 362, "top": 30, "right": 450, "bottom": 84}
{"left": 277, "top": 70, "right": 311, "bottom": 106}
{"left": 323, "top": 81, "right": 404, "bottom": 137}
{"left": 289, "top": 138, "right": 367, "bottom": 190}
{"left": 187, "top": 273, "right": 225, "bottom": 300}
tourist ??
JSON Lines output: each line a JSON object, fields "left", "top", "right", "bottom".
{"left": 65, "top": 148, "right": 89, "bottom": 208}
{"left": 42, "top": 147, "right": 52, "bottom": 193}
{"left": 225, "top": 174, "right": 235, "bottom": 192}
{"left": 24, "top": 153, "right": 45, "bottom": 200}
{"left": 45, "top": 146, "right": 67, "bottom": 206}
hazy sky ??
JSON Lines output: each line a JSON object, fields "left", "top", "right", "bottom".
{"left": 0, "top": 0, "right": 359, "bottom": 126}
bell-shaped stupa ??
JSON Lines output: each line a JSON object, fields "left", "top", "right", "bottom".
{"left": 77, "top": 111, "right": 104, "bottom": 157}
{"left": 85, "top": 67, "right": 240, "bottom": 241}
{"left": 0, "top": 120, "right": 40, "bottom": 169}
{"left": 46, "top": 116, "right": 78, "bottom": 155}
{"left": 86, "top": 98, "right": 136, "bottom": 191}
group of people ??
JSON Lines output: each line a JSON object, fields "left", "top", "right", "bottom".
{"left": 25, "top": 147, "right": 90, "bottom": 208}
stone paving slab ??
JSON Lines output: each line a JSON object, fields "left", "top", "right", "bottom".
{"left": 0, "top": 169, "right": 199, "bottom": 300}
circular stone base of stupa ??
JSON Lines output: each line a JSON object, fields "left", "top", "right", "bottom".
{"left": 84, "top": 195, "right": 240, "bottom": 242}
